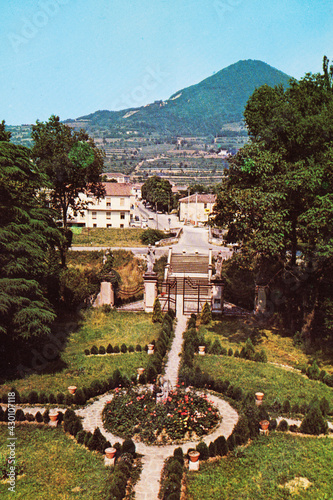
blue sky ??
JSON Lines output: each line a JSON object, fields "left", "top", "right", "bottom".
{"left": 1, "top": 0, "right": 333, "bottom": 125}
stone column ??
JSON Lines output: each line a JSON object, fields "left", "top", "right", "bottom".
{"left": 255, "top": 285, "right": 267, "bottom": 313}
{"left": 211, "top": 279, "right": 224, "bottom": 313}
{"left": 144, "top": 272, "right": 158, "bottom": 313}
{"left": 93, "top": 281, "right": 114, "bottom": 308}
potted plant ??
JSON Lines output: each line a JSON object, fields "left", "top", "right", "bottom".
{"left": 188, "top": 450, "right": 200, "bottom": 462}
{"left": 68, "top": 386, "right": 77, "bottom": 395}
{"left": 105, "top": 447, "right": 117, "bottom": 459}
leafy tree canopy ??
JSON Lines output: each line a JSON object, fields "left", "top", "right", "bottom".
{"left": 31, "top": 115, "right": 105, "bottom": 229}
{"left": 141, "top": 175, "right": 173, "bottom": 212}
{"left": 0, "top": 138, "right": 60, "bottom": 354}
{"left": 212, "top": 57, "right": 333, "bottom": 337}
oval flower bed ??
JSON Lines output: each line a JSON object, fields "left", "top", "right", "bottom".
{"left": 102, "top": 387, "right": 220, "bottom": 445}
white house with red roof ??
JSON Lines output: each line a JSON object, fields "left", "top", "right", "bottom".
{"left": 69, "top": 183, "right": 134, "bottom": 228}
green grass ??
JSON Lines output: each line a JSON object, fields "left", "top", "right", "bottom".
{"left": 1, "top": 310, "right": 161, "bottom": 397}
{"left": 0, "top": 425, "right": 109, "bottom": 499}
{"left": 196, "top": 355, "right": 333, "bottom": 408}
{"left": 186, "top": 433, "right": 333, "bottom": 500}
{"left": 200, "top": 317, "right": 312, "bottom": 369}
{"left": 71, "top": 227, "right": 146, "bottom": 247}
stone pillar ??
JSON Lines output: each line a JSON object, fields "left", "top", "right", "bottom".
{"left": 144, "top": 272, "right": 158, "bottom": 313}
{"left": 211, "top": 279, "right": 224, "bottom": 313}
{"left": 93, "top": 281, "right": 114, "bottom": 308}
{"left": 255, "top": 285, "right": 267, "bottom": 313}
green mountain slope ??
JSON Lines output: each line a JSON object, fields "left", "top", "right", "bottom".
{"left": 70, "top": 60, "right": 292, "bottom": 136}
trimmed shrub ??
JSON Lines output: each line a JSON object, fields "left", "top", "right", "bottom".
{"left": 48, "top": 393, "right": 56, "bottom": 404}
{"left": 43, "top": 409, "right": 50, "bottom": 424}
{"left": 87, "top": 427, "right": 107, "bottom": 453}
{"left": 277, "top": 419, "right": 289, "bottom": 432}
{"left": 307, "top": 360, "right": 320, "bottom": 380}
{"left": 25, "top": 413, "right": 35, "bottom": 422}
{"left": 152, "top": 298, "right": 163, "bottom": 323}
{"left": 211, "top": 339, "right": 223, "bottom": 355}
{"left": 240, "top": 338, "right": 255, "bottom": 360}
{"left": 113, "top": 345, "right": 120, "bottom": 354}
{"left": 15, "top": 409, "right": 26, "bottom": 422}
{"left": 74, "top": 389, "right": 86, "bottom": 406}
{"left": 320, "top": 397, "right": 330, "bottom": 416}
{"left": 0, "top": 407, "right": 6, "bottom": 422}
{"left": 128, "top": 345, "right": 134, "bottom": 353}
{"left": 122, "top": 438, "right": 136, "bottom": 457}
{"left": 270, "top": 418, "right": 277, "bottom": 430}
{"left": 84, "top": 349, "right": 90, "bottom": 356}
{"left": 35, "top": 411, "right": 43, "bottom": 423}
{"left": 228, "top": 348, "right": 233, "bottom": 357}
{"left": 64, "top": 394, "right": 74, "bottom": 406}
{"left": 233, "top": 414, "right": 250, "bottom": 445}
{"left": 120, "top": 343, "right": 127, "bottom": 354}
{"left": 135, "top": 344, "right": 142, "bottom": 352}
{"left": 200, "top": 301, "right": 212, "bottom": 325}
{"left": 56, "top": 392, "right": 65, "bottom": 405}
{"left": 209, "top": 441, "right": 217, "bottom": 457}
{"left": 99, "top": 345, "right": 106, "bottom": 355}
{"left": 39, "top": 392, "right": 48, "bottom": 404}
{"left": 196, "top": 441, "right": 209, "bottom": 461}
{"left": 292, "top": 403, "right": 300, "bottom": 414}
{"left": 226, "top": 433, "right": 236, "bottom": 452}
{"left": 84, "top": 431, "right": 92, "bottom": 447}
{"left": 106, "top": 343, "right": 113, "bottom": 354}
{"left": 300, "top": 403, "right": 328, "bottom": 435}
{"left": 214, "top": 435, "right": 228, "bottom": 456}
{"left": 234, "top": 349, "right": 240, "bottom": 358}
{"left": 76, "top": 429, "right": 86, "bottom": 444}
{"left": 90, "top": 345, "right": 98, "bottom": 355}
{"left": 282, "top": 399, "right": 291, "bottom": 414}
{"left": 28, "top": 391, "right": 39, "bottom": 404}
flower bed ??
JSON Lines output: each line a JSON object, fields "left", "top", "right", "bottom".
{"left": 102, "top": 386, "right": 220, "bottom": 445}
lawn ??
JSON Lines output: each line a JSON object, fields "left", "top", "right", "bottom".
{"left": 0, "top": 425, "right": 109, "bottom": 499}
{"left": 196, "top": 355, "right": 333, "bottom": 409}
{"left": 186, "top": 433, "right": 333, "bottom": 500}
{"left": 0, "top": 310, "right": 161, "bottom": 397}
{"left": 200, "top": 317, "right": 320, "bottom": 370}
{"left": 71, "top": 227, "right": 146, "bottom": 247}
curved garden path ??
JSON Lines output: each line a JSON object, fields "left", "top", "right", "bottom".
{"left": 76, "top": 307, "right": 239, "bottom": 500}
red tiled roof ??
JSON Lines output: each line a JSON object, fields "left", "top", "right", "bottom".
{"left": 103, "top": 183, "right": 132, "bottom": 196}
{"left": 179, "top": 194, "right": 216, "bottom": 203}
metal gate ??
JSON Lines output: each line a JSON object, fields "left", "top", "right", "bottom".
{"left": 182, "top": 277, "right": 211, "bottom": 315}
{"left": 159, "top": 278, "right": 177, "bottom": 314}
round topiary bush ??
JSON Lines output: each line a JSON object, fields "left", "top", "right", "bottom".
{"left": 28, "top": 391, "right": 39, "bottom": 405}
{"left": 114, "top": 345, "right": 120, "bottom": 354}
{"left": 120, "top": 343, "right": 127, "bottom": 354}
{"left": 135, "top": 344, "right": 142, "bottom": 352}
{"left": 300, "top": 403, "right": 328, "bottom": 435}
{"left": 128, "top": 345, "right": 134, "bottom": 353}
{"left": 56, "top": 392, "right": 65, "bottom": 405}
{"left": 99, "top": 345, "right": 106, "bottom": 355}
{"left": 277, "top": 419, "right": 289, "bottom": 432}
{"left": 84, "top": 349, "right": 90, "bottom": 356}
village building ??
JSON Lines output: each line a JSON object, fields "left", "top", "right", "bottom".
{"left": 69, "top": 182, "right": 134, "bottom": 228}
{"left": 178, "top": 193, "right": 216, "bottom": 225}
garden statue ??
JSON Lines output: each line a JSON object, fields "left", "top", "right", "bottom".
{"left": 146, "top": 244, "right": 156, "bottom": 273}
{"left": 215, "top": 251, "right": 223, "bottom": 278}
{"left": 156, "top": 375, "right": 172, "bottom": 403}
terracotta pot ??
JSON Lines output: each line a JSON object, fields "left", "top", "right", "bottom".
{"left": 260, "top": 420, "right": 270, "bottom": 431}
{"left": 148, "top": 344, "right": 154, "bottom": 350}
{"left": 255, "top": 392, "right": 264, "bottom": 401}
{"left": 188, "top": 451, "right": 200, "bottom": 463}
{"left": 105, "top": 447, "right": 117, "bottom": 459}
{"left": 137, "top": 367, "right": 145, "bottom": 376}
{"left": 49, "top": 411, "right": 59, "bottom": 422}
{"left": 68, "top": 386, "right": 77, "bottom": 395}
{"left": 198, "top": 346, "right": 206, "bottom": 355}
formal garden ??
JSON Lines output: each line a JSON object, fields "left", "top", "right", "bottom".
{"left": 1, "top": 307, "right": 333, "bottom": 499}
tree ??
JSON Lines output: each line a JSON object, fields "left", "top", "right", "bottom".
{"left": 0, "top": 120, "right": 11, "bottom": 142}
{"left": 141, "top": 175, "right": 173, "bottom": 212}
{"left": 212, "top": 57, "right": 333, "bottom": 336}
{"left": 31, "top": 116, "right": 105, "bottom": 265}
{"left": 0, "top": 130, "right": 60, "bottom": 375}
